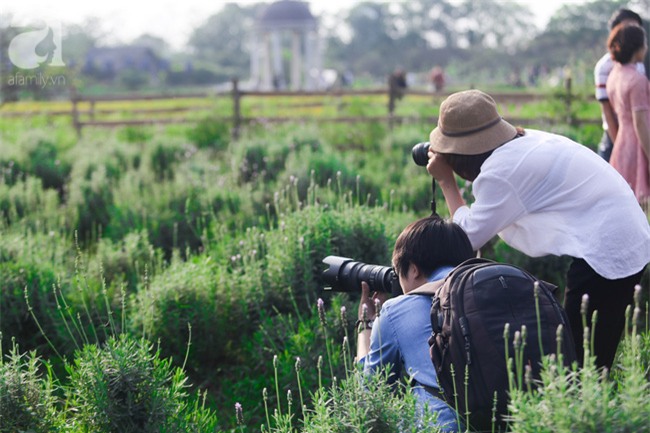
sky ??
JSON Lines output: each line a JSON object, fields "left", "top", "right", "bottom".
{"left": 2, "top": 0, "right": 588, "bottom": 50}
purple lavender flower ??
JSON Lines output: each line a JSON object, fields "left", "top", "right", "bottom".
{"left": 235, "top": 402, "right": 244, "bottom": 425}
{"left": 340, "top": 306, "right": 348, "bottom": 328}
{"left": 317, "top": 298, "right": 327, "bottom": 326}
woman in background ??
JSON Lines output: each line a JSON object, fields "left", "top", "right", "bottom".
{"left": 606, "top": 23, "right": 650, "bottom": 208}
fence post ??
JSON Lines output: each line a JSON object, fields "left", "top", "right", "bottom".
{"left": 564, "top": 68, "right": 573, "bottom": 126}
{"left": 232, "top": 77, "right": 241, "bottom": 141}
{"left": 387, "top": 75, "right": 396, "bottom": 130}
{"left": 70, "top": 86, "right": 81, "bottom": 137}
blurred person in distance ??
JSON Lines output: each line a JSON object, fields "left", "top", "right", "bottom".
{"left": 593, "top": 9, "right": 645, "bottom": 162}
{"left": 606, "top": 22, "right": 650, "bottom": 208}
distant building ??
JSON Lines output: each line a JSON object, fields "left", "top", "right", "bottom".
{"left": 83, "top": 46, "right": 169, "bottom": 79}
{"left": 249, "top": 0, "right": 322, "bottom": 91}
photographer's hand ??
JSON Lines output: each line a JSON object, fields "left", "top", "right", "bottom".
{"left": 426, "top": 151, "right": 465, "bottom": 217}
{"left": 426, "top": 150, "right": 453, "bottom": 182}
{"left": 356, "top": 281, "right": 389, "bottom": 361}
{"left": 357, "top": 281, "right": 388, "bottom": 322}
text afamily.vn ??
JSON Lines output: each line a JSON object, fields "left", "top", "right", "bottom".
{"left": 6, "top": 72, "right": 67, "bottom": 88}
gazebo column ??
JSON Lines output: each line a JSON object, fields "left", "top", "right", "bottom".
{"left": 250, "top": 33, "right": 260, "bottom": 88}
{"left": 304, "top": 30, "right": 316, "bottom": 90}
{"left": 261, "top": 32, "right": 273, "bottom": 90}
{"left": 314, "top": 31, "right": 322, "bottom": 89}
{"left": 271, "top": 30, "right": 283, "bottom": 89}
{"left": 291, "top": 30, "right": 302, "bottom": 90}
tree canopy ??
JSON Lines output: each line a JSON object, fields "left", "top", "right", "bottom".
{"left": 181, "top": 0, "right": 646, "bottom": 85}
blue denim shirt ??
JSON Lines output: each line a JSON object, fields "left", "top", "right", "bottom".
{"left": 358, "top": 265, "right": 460, "bottom": 432}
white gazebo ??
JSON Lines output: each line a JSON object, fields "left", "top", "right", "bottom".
{"left": 250, "top": 0, "right": 321, "bottom": 91}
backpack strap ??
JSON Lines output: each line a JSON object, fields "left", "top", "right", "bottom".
{"left": 407, "top": 280, "right": 445, "bottom": 296}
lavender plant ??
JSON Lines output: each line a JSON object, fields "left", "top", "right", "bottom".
{"left": 0, "top": 341, "right": 59, "bottom": 433}
{"left": 65, "top": 334, "right": 218, "bottom": 433}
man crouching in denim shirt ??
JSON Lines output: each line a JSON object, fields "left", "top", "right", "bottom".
{"left": 356, "top": 216, "right": 474, "bottom": 432}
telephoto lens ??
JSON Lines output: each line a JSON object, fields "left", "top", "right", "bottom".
{"left": 412, "top": 141, "right": 431, "bottom": 166}
{"left": 321, "top": 256, "right": 401, "bottom": 294}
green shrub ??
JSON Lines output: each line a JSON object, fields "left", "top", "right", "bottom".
{"left": 118, "top": 126, "right": 153, "bottom": 143}
{"left": 0, "top": 176, "right": 60, "bottom": 227}
{"left": 237, "top": 140, "right": 291, "bottom": 184}
{"left": 228, "top": 203, "right": 395, "bottom": 314}
{"left": 0, "top": 261, "right": 61, "bottom": 355}
{"left": 290, "top": 127, "right": 322, "bottom": 152}
{"left": 24, "top": 138, "right": 71, "bottom": 197}
{"left": 0, "top": 159, "right": 24, "bottom": 186}
{"left": 0, "top": 229, "right": 72, "bottom": 272}
{"left": 289, "top": 153, "right": 382, "bottom": 206}
{"left": 106, "top": 160, "right": 250, "bottom": 258}
{"left": 187, "top": 117, "right": 230, "bottom": 150}
{"left": 299, "top": 368, "right": 441, "bottom": 433}
{"left": 145, "top": 188, "right": 205, "bottom": 259}
{"left": 150, "top": 140, "right": 183, "bottom": 181}
{"left": 218, "top": 295, "right": 352, "bottom": 428}
{"left": 0, "top": 347, "right": 59, "bottom": 433}
{"left": 68, "top": 139, "right": 135, "bottom": 189}
{"left": 66, "top": 334, "right": 218, "bottom": 433}
{"left": 507, "top": 329, "right": 650, "bottom": 433}
{"left": 129, "top": 258, "right": 247, "bottom": 376}
{"left": 108, "top": 173, "right": 248, "bottom": 256}
{"left": 94, "top": 230, "right": 162, "bottom": 293}
{"left": 67, "top": 166, "right": 114, "bottom": 244}
{"left": 319, "top": 99, "right": 387, "bottom": 151}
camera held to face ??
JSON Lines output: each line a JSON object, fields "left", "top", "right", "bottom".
{"left": 412, "top": 141, "right": 431, "bottom": 166}
{"left": 321, "top": 256, "right": 401, "bottom": 294}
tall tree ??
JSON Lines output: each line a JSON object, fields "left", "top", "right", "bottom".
{"left": 131, "top": 34, "right": 171, "bottom": 59}
{"left": 343, "top": 2, "right": 397, "bottom": 75}
{"left": 452, "top": 0, "right": 533, "bottom": 51}
{"left": 188, "top": 3, "right": 260, "bottom": 78}
{"left": 62, "top": 18, "right": 105, "bottom": 67}
{"left": 523, "top": 0, "right": 628, "bottom": 71}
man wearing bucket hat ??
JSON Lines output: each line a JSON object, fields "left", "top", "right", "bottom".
{"left": 425, "top": 89, "right": 650, "bottom": 370}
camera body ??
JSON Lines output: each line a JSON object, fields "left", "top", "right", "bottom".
{"left": 412, "top": 141, "right": 431, "bottom": 166}
{"left": 322, "top": 256, "right": 401, "bottom": 294}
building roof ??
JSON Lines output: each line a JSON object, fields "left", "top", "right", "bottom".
{"left": 256, "top": 0, "right": 317, "bottom": 31}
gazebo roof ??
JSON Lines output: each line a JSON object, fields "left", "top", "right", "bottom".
{"left": 256, "top": 0, "right": 317, "bottom": 31}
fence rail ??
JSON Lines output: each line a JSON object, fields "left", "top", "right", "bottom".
{"left": 1, "top": 77, "right": 595, "bottom": 137}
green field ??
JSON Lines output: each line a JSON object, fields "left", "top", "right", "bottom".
{"left": 0, "top": 93, "right": 648, "bottom": 432}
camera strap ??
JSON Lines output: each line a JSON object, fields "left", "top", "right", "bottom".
{"left": 430, "top": 178, "right": 438, "bottom": 217}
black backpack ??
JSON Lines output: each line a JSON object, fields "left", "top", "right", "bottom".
{"left": 410, "top": 258, "right": 576, "bottom": 431}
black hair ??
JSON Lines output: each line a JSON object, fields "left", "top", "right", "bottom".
{"left": 609, "top": 9, "right": 643, "bottom": 29}
{"left": 608, "top": 24, "right": 647, "bottom": 64}
{"left": 392, "top": 216, "right": 474, "bottom": 278}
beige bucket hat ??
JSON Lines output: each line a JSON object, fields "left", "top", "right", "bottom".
{"left": 429, "top": 90, "right": 518, "bottom": 155}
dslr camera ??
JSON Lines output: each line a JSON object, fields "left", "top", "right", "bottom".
{"left": 321, "top": 256, "right": 401, "bottom": 294}
{"left": 411, "top": 141, "right": 431, "bottom": 166}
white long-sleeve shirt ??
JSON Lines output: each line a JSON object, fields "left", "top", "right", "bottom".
{"left": 453, "top": 129, "right": 650, "bottom": 279}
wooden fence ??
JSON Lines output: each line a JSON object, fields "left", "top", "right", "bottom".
{"left": 2, "top": 77, "right": 598, "bottom": 138}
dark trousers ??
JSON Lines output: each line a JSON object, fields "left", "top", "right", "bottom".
{"left": 597, "top": 131, "right": 613, "bottom": 162}
{"left": 564, "top": 258, "right": 644, "bottom": 370}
